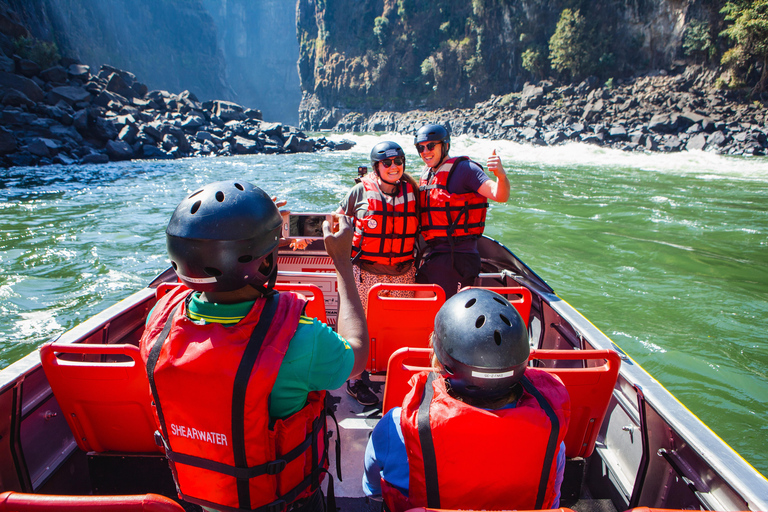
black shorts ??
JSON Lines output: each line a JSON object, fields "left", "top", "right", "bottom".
{"left": 415, "top": 250, "right": 481, "bottom": 299}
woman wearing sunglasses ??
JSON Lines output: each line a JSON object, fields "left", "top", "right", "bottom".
{"left": 337, "top": 141, "right": 420, "bottom": 405}
{"left": 414, "top": 124, "right": 510, "bottom": 299}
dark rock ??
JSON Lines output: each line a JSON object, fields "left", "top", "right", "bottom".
{"left": 520, "top": 83, "right": 544, "bottom": 109}
{"left": 40, "top": 66, "right": 68, "bottom": 84}
{"left": 81, "top": 152, "right": 109, "bottom": 164}
{"left": 233, "top": 135, "right": 261, "bottom": 154}
{"left": 582, "top": 100, "right": 604, "bottom": 121}
{"left": 284, "top": 134, "right": 314, "bottom": 152}
{"left": 707, "top": 131, "right": 727, "bottom": 147}
{"left": 67, "top": 64, "right": 90, "bottom": 80}
{"left": 2, "top": 88, "right": 33, "bottom": 107}
{"left": 49, "top": 85, "right": 91, "bottom": 106}
{"left": 27, "top": 137, "right": 59, "bottom": 157}
{"left": 106, "top": 139, "right": 134, "bottom": 160}
{"left": 0, "top": 71, "right": 44, "bottom": 102}
{"left": 686, "top": 133, "right": 707, "bottom": 151}
{"left": 16, "top": 58, "right": 40, "bottom": 77}
{"left": 0, "top": 126, "right": 16, "bottom": 154}
{"left": 608, "top": 125, "right": 628, "bottom": 140}
{"left": 648, "top": 113, "right": 676, "bottom": 133}
{"left": 119, "top": 124, "right": 139, "bottom": 145}
{"left": 181, "top": 115, "right": 205, "bottom": 130}
{"left": 141, "top": 144, "right": 171, "bottom": 159}
{"left": 93, "top": 117, "right": 118, "bottom": 140}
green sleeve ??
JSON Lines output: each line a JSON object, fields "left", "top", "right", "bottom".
{"left": 270, "top": 317, "right": 355, "bottom": 418}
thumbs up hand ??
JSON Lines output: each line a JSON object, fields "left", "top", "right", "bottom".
{"left": 486, "top": 149, "right": 506, "bottom": 178}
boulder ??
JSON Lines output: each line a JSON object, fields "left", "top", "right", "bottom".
{"left": 106, "top": 139, "right": 134, "bottom": 160}
{"left": 40, "top": 66, "right": 68, "bottom": 83}
{"left": 685, "top": 133, "right": 707, "bottom": 151}
{"left": 81, "top": 152, "right": 109, "bottom": 164}
{"left": 49, "top": 85, "right": 91, "bottom": 106}
{"left": 0, "top": 71, "right": 44, "bottom": 102}
{"left": 0, "top": 126, "right": 16, "bottom": 154}
{"left": 2, "top": 88, "right": 33, "bottom": 107}
{"left": 68, "top": 64, "right": 90, "bottom": 80}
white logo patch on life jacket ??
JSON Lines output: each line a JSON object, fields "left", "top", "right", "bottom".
{"left": 367, "top": 219, "right": 378, "bottom": 229}
{"left": 170, "top": 423, "right": 229, "bottom": 446}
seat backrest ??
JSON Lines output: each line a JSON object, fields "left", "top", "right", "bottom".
{"left": 382, "top": 347, "right": 621, "bottom": 458}
{"left": 530, "top": 349, "right": 621, "bottom": 458}
{"left": 0, "top": 491, "right": 184, "bottom": 512}
{"left": 382, "top": 347, "right": 433, "bottom": 415}
{"left": 39, "top": 342, "right": 162, "bottom": 454}
{"left": 366, "top": 283, "right": 445, "bottom": 374}
{"left": 460, "top": 286, "right": 532, "bottom": 327}
{"left": 273, "top": 282, "right": 327, "bottom": 323}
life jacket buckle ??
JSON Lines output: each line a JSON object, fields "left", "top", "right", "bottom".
{"left": 266, "top": 498, "right": 286, "bottom": 512}
{"left": 266, "top": 459, "right": 287, "bottom": 475}
{"left": 153, "top": 430, "right": 165, "bottom": 448}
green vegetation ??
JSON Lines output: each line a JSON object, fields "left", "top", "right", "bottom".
{"left": 683, "top": 19, "right": 714, "bottom": 62}
{"left": 13, "top": 36, "right": 61, "bottom": 69}
{"left": 522, "top": 45, "right": 547, "bottom": 80}
{"left": 374, "top": 16, "right": 390, "bottom": 46}
{"left": 548, "top": 9, "right": 595, "bottom": 81}
{"left": 720, "top": 0, "right": 768, "bottom": 94}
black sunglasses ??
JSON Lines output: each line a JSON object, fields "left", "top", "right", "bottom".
{"left": 416, "top": 142, "right": 440, "bottom": 153}
{"left": 380, "top": 156, "right": 405, "bottom": 168}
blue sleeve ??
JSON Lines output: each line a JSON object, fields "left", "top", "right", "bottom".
{"left": 363, "top": 408, "right": 410, "bottom": 497}
{"left": 446, "top": 159, "right": 489, "bottom": 195}
{"left": 552, "top": 440, "right": 566, "bottom": 508}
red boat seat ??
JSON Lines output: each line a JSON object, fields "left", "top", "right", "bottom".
{"left": 366, "top": 283, "right": 445, "bottom": 374}
{"left": 382, "top": 347, "right": 432, "bottom": 415}
{"left": 530, "top": 349, "right": 621, "bottom": 458}
{"left": 381, "top": 348, "right": 620, "bottom": 458}
{"left": 39, "top": 342, "right": 162, "bottom": 454}
{"left": 273, "top": 282, "right": 327, "bottom": 323}
{"left": 0, "top": 491, "right": 184, "bottom": 511}
{"left": 460, "top": 286, "right": 532, "bottom": 327}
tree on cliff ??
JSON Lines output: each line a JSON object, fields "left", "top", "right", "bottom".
{"left": 720, "top": 0, "right": 768, "bottom": 95}
{"left": 548, "top": 9, "right": 595, "bottom": 82}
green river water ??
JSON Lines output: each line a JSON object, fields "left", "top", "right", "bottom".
{"left": 1, "top": 133, "right": 766, "bottom": 477}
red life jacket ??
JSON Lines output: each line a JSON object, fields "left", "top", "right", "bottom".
{"left": 140, "top": 285, "right": 328, "bottom": 512}
{"left": 352, "top": 175, "right": 419, "bottom": 266}
{"left": 418, "top": 157, "right": 488, "bottom": 242}
{"left": 383, "top": 370, "right": 570, "bottom": 512}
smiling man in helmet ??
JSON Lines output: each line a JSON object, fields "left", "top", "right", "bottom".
{"left": 415, "top": 124, "right": 510, "bottom": 298}
{"left": 362, "top": 288, "right": 570, "bottom": 511}
{"left": 140, "top": 180, "right": 368, "bottom": 512}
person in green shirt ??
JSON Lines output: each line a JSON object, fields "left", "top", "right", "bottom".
{"left": 141, "top": 180, "right": 368, "bottom": 512}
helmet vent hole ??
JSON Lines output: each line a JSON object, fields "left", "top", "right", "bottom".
{"left": 215, "top": 191, "right": 225, "bottom": 202}
{"left": 171, "top": 261, "right": 177, "bottom": 270}
{"left": 238, "top": 255, "right": 253, "bottom": 263}
{"left": 204, "top": 267, "right": 222, "bottom": 277}
{"left": 444, "top": 365, "right": 454, "bottom": 375}
{"left": 493, "top": 297, "right": 506, "bottom": 305}
{"left": 234, "top": 183, "right": 244, "bottom": 191}
{"left": 465, "top": 298, "right": 477, "bottom": 308}
{"left": 189, "top": 200, "right": 202, "bottom": 214}
{"left": 475, "top": 315, "right": 486, "bottom": 328}
{"left": 494, "top": 331, "right": 502, "bottom": 345}
{"left": 189, "top": 189, "right": 203, "bottom": 199}
{"left": 500, "top": 314, "right": 511, "bottom": 326}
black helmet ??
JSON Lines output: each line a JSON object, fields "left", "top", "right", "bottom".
{"left": 414, "top": 123, "right": 450, "bottom": 152}
{"left": 166, "top": 180, "right": 282, "bottom": 293}
{"left": 370, "top": 141, "right": 406, "bottom": 183}
{"left": 370, "top": 141, "right": 405, "bottom": 167}
{"left": 433, "top": 288, "right": 529, "bottom": 400}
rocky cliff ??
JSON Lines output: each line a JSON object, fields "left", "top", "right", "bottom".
{"left": 1, "top": 0, "right": 302, "bottom": 123}
{"left": 296, "top": 0, "right": 727, "bottom": 129}
{"left": 2, "top": 0, "right": 231, "bottom": 103}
